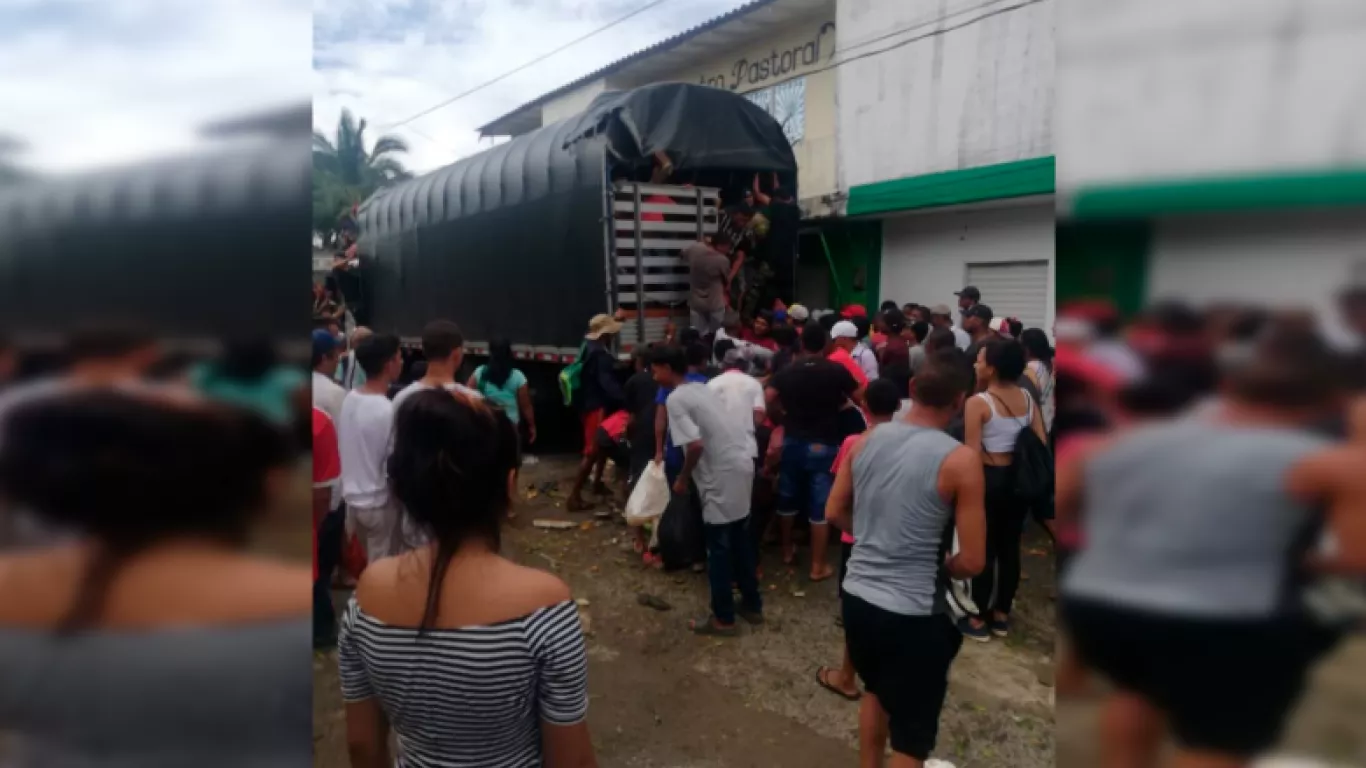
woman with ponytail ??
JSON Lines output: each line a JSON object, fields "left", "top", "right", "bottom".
{"left": 338, "top": 389, "right": 597, "bottom": 768}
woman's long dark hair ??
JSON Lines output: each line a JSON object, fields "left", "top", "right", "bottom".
{"left": 388, "top": 390, "right": 520, "bottom": 632}
{"left": 482, "top": 337, "right": 515, "bottom": 389}
{"left": 1019, "top": 328, "right": 1055, "bottom": 372}
{"left": 0, "top": 390, "right": 289, "bottom": 633}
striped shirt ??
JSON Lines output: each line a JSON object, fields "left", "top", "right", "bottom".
{"left": 338, "top": 598, "right": 589, "bottom": 768}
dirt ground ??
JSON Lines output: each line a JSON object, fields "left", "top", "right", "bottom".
{"left": 311, "top": 457, "right": 1058, "bottom": 767}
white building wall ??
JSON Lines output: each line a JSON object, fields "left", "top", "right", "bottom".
{"left": 1056, "top": 0, "right": 1366, "bottom": 193}
{"left": 1148, "top": 211, "right": 1366, "bottom": 346}
{"left": 541, "top": 79, "right": 609, "bottom": 126}
{"left": 879, "top": 202, "right": 1056, "bottom": 332}
{"left": 837, "top": 0, "right": 1054, "bottom": 190}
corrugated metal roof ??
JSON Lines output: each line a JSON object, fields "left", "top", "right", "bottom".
{"left": 477, "top": 0, "right": 780, "bottom": 137}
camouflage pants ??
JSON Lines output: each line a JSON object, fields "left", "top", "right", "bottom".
{"left": 740, "top": 261, "right": 775, "bottom": 321}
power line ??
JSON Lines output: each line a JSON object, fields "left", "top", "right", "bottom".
{"left": 835, "top": 0, "right": 1015, "bottom": 57}
{"left": 381, "top": 0, "right": 671, "bottom": 131}
{"left": 388, "top": 0, "right": 1045, "bottom": 164}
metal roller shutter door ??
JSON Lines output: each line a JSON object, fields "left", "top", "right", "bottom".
{"left": 965, "top": 261, "right": 1050, "bottom": 332}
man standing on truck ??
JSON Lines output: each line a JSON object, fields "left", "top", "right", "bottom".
{"left": 752, "top": 173, "right": 801, "bottom": 309}
{"left": 682, "top": 239, "right": 731, "bottom": 337}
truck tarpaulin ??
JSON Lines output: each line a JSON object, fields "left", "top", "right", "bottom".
{"left": 563, "top": 83, "right": 798, "bottom": 176}
{"left": 355, "top": 83, "right": 797, "bottom": 350}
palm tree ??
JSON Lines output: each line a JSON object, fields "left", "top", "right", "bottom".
{"left": 311, "top": 110, "right": 414, "bottom": 243}
{"left": 312, "top": 109, "right": 412, "bottom": 188}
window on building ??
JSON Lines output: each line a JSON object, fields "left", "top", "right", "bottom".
{"left": 743, "top": 77, "right": 805, "bottom": 147}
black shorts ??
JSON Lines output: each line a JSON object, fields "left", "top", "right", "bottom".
{"left": 843, "top": 594, "right": 962, "bottom": 761}
{"left": 1062, "top": 598, "right": 1337, "bottom": 757}
{"left": 838, "top": 540, "right": 853, "bottom": 600}
{"left": 594, "top": 428, "right": 628, "bottom": 468}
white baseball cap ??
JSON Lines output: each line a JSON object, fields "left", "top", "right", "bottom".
{"left": 788, "top": 304, "right": 810, "bottom": 321}
{"left": 831, "top": 320, "right": 859, "bottom": 339}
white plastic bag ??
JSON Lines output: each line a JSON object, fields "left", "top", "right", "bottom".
{"left": 624, "top": 462, "right": 670, "bottom": 527}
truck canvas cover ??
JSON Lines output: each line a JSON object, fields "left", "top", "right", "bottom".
{"left": 356, "top": 82, "right": 797, "bottom": 349}
{"left": 0, "top": 142, "right": 309, "bottom": 348}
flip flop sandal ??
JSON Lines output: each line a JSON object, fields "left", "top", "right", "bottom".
{"left": 689, "top": 616, "right": 738, "bottom": 637}
{"left": 816, "top": 666, "right": 861, "bottom": 702}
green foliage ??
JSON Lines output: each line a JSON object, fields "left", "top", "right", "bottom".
{"left": 311, "top": 109, "right": 413, "bottom": 240}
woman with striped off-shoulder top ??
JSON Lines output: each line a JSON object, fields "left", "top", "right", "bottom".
{"left": 338, "top": 388, "right": 597, "bottom": 768}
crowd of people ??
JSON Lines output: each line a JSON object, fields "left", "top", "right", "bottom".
{"left": 310, "top": 276, "right": 1366, "bottom": 767}
{"left": 305, "top": 271, "right": 1071, "bottom": 766}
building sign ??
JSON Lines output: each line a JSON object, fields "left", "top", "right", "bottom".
{"left": 696, "top": 21, "right": 835, "bottom": 93}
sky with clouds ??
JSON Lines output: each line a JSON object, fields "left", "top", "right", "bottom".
{"left": 0, "top": 0, "right": 758, "bottom": 177}
{"left": 0, "top": 0, "right": 312, "bottom": 174}
{"left": 314, "top": 0, "right": 757, "bottom": 174}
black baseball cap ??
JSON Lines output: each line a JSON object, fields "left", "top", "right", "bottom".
{"left": 962, "top": 303, "right": 994, "bottom": 322}
{"left": 955, "top": 286, "right": 981, "bottom": 301}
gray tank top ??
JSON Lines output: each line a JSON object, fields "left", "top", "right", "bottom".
{"left": 843, "top": 423, "right": 961, "bottom": 616}
{"left": 0, "top": 619, "right": 311, "bottom": 767}
{"left": 1061, "top": 418, "right": 1331, "bottom": 618}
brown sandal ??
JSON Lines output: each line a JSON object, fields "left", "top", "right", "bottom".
{"left": 816, "top": 666, "right": 861, "bottom": 701}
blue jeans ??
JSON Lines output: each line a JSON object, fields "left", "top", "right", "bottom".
{"left": 705, "top": 516, "right": 762, "bottom": 625}
{"left": 776, "top": 437, "right": 837, "bottom": 523}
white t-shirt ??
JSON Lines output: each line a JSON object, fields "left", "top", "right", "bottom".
{"left": 390, "top": 380, "right": 483, "bottom": 413}
{"left": 713, "top": 328, "right": 773, "bottom": 364}
{"left": 665, "top": 382, "right": 754, "bottom": 525}
{"left": 337, "top": 391, "right": 395, "bottom": 509}
{"left": 952, "top": 326, "right": 971, "bottom": 351}
{"left": 312, "top": 371, "right": 347, "bottom": 422}
{"left": 706, "top": 370, "right": 766, "bottom": 458}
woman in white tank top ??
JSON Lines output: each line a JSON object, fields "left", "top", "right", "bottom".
{"left": 961, "top": 338, "right": 1047, "bottom": 642}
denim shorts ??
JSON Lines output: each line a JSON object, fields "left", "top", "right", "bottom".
{"left": 776, "top": 437, "right": 837, "bottom": 524}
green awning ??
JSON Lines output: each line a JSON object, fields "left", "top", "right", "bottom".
{"left": 846, "top": 156, "right": 1055, "bottom": 216}
{"left": 1068, "top": 166, "right": 1366, "bottom": 219}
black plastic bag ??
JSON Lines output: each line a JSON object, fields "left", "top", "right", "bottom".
{"left": 657, "top": 485, "right": 706, "bottom": 571}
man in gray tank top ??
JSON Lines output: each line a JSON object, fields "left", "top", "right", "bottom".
{"left": 827, "top": 364, "right": 986, "bottom": 767}
{"left": 1059, "top": 325, "right": 1361, "bottom": 768}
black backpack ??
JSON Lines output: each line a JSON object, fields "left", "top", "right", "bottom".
{"left": 986, "top": 391, "right": 1053, "bottom": 504}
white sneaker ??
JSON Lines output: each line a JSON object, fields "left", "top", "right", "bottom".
{"left": 924, "top": 760, "right": 958, "bottom": 768}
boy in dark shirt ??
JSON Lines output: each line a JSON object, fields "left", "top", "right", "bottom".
{"left": 766, "top": 323, "right": 859, "bottom": 580}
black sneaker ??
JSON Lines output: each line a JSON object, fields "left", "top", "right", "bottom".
{"left": 956, "top": 617, "right": 991, "bottom": 642}
{"left": 989, "top": 617, "right": 1010, "bottom": 638}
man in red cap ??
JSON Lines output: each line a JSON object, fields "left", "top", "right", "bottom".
{"left": 841, "top": 304, "right": 868, "bottom": 321}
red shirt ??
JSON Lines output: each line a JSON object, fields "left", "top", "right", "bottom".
{"left": 601, "top": 409, "right": 630, "bottom": 441}
{"left": 740, "top": 328, "right": 778, "bottom": 351}
{"left": 828, "top": 347, "right": 868, "bottom": 387}
{"left": 832, "top": 434, "right": 862, "bottom": 544}
{"left": 312, "top": 408, "right": 341, "bottom": 582}
{"left": 642, "top": 194, "right": 674, "bottom": 223}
